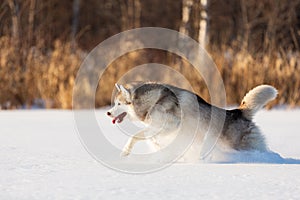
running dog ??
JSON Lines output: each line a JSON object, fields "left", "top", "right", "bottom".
{"left": 107, "top": 82, "right": 277, "bottom": 157}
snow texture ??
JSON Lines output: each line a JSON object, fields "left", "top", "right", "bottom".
{"left": 0, "top": 109, "right": 300, "bottom": 199}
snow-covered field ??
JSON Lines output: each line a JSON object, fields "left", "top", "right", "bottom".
{"left": 1, "top": 109, "right": 300, "bottom": 199}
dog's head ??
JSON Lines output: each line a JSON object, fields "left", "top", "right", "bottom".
{"left": 107, "top": 83, "right": 133, "bottom": 124}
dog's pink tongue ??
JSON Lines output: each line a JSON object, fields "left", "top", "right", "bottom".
{"left": 112, "top": 112, "right": 127, "bottom": 124}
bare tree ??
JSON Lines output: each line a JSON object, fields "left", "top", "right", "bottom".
{"left": 27, "top": 0, "right": 35, "bottom": 46}
{"left": 119, "top": 0, "right": 141, "bottom": 30}
{"left": 198, "top": 0, "right": 207, "bottom": 46}
{"left": 71, "top": 0, "right": 80, "bottom": 49}
{"left": 7, "top": 0, "right": 20, "bottom": 46}
{"left": 179, "top": 0, "right": 207, "bottom": 46}
{"left": 179, "top": 0, "right": 193, "bottom": 35}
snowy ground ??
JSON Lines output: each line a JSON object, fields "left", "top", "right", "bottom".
{"left": 0, "top": 109, "right": 300, "bottom": 199}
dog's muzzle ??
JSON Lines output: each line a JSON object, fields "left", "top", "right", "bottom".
{"left": 107, "top": 111, "right": 127, "bottom": 124}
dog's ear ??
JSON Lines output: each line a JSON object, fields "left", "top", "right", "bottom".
{"left": 120, "top": 85, "right": 131, "bottom": 102}
{"left": 115, "top": 83, "right": 121, "bottom": 92}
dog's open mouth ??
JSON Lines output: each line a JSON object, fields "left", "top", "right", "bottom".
{"left": 112, "top": 112, "right": 127, "bottom": 124}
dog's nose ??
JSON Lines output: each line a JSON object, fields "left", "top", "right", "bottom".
{"left": 107, "top": 112, "right": 111, "bottom": 116}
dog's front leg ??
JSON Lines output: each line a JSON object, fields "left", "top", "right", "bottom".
{"left": 121, "top": 130, "right": 146, "bottom": 157}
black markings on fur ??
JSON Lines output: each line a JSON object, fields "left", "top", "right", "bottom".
{"left": 196, "top": 95, "right": 211, "bottom": 107}
{"left": 226, "top": 109, "right": 243, "bottom": 120}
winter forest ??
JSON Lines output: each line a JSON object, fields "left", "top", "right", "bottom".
{"left": 0, "top": 0, "right": 300, "bottom": 109}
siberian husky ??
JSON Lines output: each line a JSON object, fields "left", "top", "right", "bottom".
{"left": 107, "top": 82, "right": 277, "bottom": 157}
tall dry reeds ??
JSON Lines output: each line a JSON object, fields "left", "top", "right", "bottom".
{"left": 0, "top": 36, "right": 299, "bottom": 109}
{"left": 212, "top": 47, "right": 300, "bottom": 107}
{"left": 0, "top": 37, "right": 83, "bottom": 109}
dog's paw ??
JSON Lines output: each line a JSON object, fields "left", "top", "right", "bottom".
{"left": 120, "top": 148, "right": 130, "bottom": 157}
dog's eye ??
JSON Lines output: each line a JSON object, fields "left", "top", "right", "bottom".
{"left": 117, "top": 103, "right": 121, "bottom": 105}
{"left": 126, "top": 102, "right": 131, "bottom": 105}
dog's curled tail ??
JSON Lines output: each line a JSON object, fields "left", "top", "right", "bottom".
{"left": 239, "top": 85, "right": 277, "bottom": 120}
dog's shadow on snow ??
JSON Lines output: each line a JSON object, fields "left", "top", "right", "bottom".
{"left": 208, "top": 150, "right": 300, "bottom": 164}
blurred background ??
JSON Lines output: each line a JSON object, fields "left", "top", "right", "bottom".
{"left": 0, "top": 0, "right": 299, "bottom": 109}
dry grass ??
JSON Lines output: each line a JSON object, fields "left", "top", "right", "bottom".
{"left": 0, "top": 37, "right": 82, "bottom": 109}
{"left": 212, "top": 47, "right": 300, "bottom": 107}
{"left": 0, "top": 36, "right": 299, "bottom": 109}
